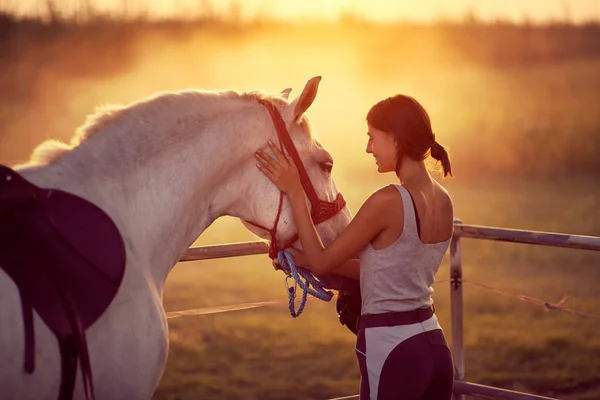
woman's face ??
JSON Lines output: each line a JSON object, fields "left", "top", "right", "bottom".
{"left": 366, "top": 124, "right": 398, "bottom": 173}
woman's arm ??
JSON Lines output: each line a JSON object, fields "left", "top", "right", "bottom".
{"left": 256, "top": 142, "right": 391, "bottom": 276}
{"left": 331, "top": 258, "right": 360, "bottom": 280}
{"left": 286, "top": 188, "right": 387, "bottom": 275}
{"left": 285, "top": 248, "right": 360, "bottom": 280}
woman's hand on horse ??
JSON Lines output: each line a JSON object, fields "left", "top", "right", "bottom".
{"left": 287, "top": 247, "right": 311, "bottom": 268}
{"left": 255, "top": 141, "right": 303, "bottom": 196}
{"left": 272, "top": 248, "right": 310, "bottom": 270}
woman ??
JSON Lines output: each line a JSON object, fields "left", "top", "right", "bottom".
{"left": 255, "top": 94, "right": 455, "bottom": 400}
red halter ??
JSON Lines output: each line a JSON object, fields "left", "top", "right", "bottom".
{"left": 245, "top": 99, "right": 347, "bottom": 259}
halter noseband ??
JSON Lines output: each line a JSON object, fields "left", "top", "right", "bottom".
{"left": 245, "top": 99, "right": 346, "bottom": 259}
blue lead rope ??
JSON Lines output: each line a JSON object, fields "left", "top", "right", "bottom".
{"left": 277, "top": 250, "right": 334, "bottom": 318}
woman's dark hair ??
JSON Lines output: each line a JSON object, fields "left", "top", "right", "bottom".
{"left": 366, "top": 95, "right": 453, "bottom": 177}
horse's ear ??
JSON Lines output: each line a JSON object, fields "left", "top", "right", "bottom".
{"left": 287, "top": 76, "right": 321, "bottom": 123}
{"left": 280, "top": 88, "right": 292, "bottom": 100}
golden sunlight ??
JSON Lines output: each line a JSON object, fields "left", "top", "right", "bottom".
{"left": 15, "top": 0, "right": 600, "bottom": 23}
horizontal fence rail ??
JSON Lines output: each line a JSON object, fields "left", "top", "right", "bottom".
{"left": 328, "top": 383, "right": 561, "bottom": 400}
{"left": 180, "top": 241, "right": 268, "bottom": 261}
{"left": 179, "top": 224, "right": 600, "bottom": 263}
{"left": 453, "top": 382, "right": 560, "bottom": 400}
{"left": 454, "top": 224, "right": 600, "bottom": 251}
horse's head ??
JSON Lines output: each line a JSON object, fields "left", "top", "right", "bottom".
{"left": 231, "top": 77, "right": 352, "bottom": 264}
{"left": 11, "top": 76, "right": 353, "bottom": 289}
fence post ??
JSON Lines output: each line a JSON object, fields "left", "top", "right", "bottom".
{"left": 451, "top": 219, "right": 465, "bottom": 400}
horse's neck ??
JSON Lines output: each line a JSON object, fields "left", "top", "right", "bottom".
{"left": 20, "top": 100, "right": 265, "bottom": 291}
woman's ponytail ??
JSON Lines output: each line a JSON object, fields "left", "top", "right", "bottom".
{"left": 430, "top": 141, "right": 453, "bottom": 177}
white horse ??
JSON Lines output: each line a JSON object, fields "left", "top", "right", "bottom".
{"left": 0, "top": 77, "right": 352, "bottom": 400}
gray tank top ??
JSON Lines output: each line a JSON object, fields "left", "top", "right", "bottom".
{"left": 359, "top": 184, "right": 452, "bottom": 315}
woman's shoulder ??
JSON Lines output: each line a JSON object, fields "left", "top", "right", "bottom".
{"left": 363, "top": 185, "right": 404, "bottom": 209}
{"left": 433, "top": 181, "right": 454, "bottom": 214}
{"left": 369, "top": 184, "right": 402, "bottom": 200}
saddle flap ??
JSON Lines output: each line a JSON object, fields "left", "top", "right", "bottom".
{"left": 0, "top": 171, "right": 126, "bottom": 335}
{"left": 45, "top": 189, "right": 126, "bottom": 284}
{"left": 0, "top": 166, "right": 126, "bottom": 400}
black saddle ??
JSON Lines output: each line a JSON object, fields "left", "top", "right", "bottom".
{"left": 0, "top": 164, "right": 126, "bottom": 400}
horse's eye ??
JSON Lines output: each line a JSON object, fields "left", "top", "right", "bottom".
{"left": 320, "top": 162, "right": 333, "bottom": 173}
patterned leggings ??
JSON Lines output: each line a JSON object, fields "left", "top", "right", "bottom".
{"left": 356, "top": 328, "right": 454, "bottom": 400}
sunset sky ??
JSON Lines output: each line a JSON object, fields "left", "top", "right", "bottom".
{"left": 11, "top": 0, "right": 600, "bottom": 23}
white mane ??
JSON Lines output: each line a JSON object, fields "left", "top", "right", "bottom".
{"left": 22, "top": 89, "right": 302, "bottom": 168}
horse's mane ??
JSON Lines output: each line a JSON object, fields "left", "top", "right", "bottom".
{"left": 24, "top": 89, "right": 296, "bottom": 167}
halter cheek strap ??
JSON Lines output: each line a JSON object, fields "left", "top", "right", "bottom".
{"left": 244, "top": 99, "right": 346, "bottom": 259}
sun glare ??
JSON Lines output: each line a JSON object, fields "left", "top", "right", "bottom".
{"left": 14, "top": 0, "right": 600, "bottom": 23}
